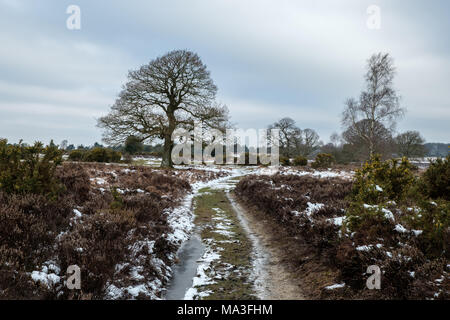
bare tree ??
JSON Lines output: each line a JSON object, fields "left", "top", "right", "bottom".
{"left": 342, "top": 53, "right": 405, "bottom": 158}
{"left": 298, "top": 128, "right": 320, "bottom": 157}
{"left": 268, "top": 118, "right": 321, "bottom": 158}
{"left": 342, "top": 119, "right": 394, "bottom": 160}
{"left": 98, "top": 50, "right": 229, "bottom": 167}
{"left": 268, "top": 117, "right": 301, "bottom": 158}
{"left": 330, "top": 132, "right": 341, "bottom": 147}
{"left": 395, "top": 130, "right": 426, "bottom": 158}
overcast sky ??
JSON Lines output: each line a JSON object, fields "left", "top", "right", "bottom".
{"left": 1, "top": 0, "right": 449, "bottom": 146}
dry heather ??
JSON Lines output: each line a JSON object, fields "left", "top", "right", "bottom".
{"left": 235, "top": 174, "right": 449, "bottom": 300}
{"left": 0, "top": 162, "right": 227, "bottom": 299}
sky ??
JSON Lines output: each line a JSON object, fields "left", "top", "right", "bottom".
{"left": 0, "top": 0, "right": 449, "bottom": 146}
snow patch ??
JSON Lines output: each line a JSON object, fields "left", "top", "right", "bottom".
{"left": 394, "top": 224, "right": 408, "bottom": 233}
{"left": 325, "top": 283, "right": 346, "bottom": 290}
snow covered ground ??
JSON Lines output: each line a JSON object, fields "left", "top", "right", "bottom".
{"left": 161, "top": 165, "right": 356, "bottom": 300}
{"left": 104, "top": 167, "right": 239, "bottom": 299}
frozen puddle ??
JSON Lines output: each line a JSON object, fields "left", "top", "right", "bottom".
{"left": 164, "top": 235, "right": 205, "bottom": 300}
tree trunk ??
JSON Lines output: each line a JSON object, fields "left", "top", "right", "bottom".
{"left": 161, "top": 135, "right": 174, "bottom": 168}
{"left": 369, "top": 138, "right": 374, "bottom": 159}
{"left": 161, "top": 109, "right": 176, "bottom": 168}
{"left": 369, "top": 96, "right": 376, "bottom": 159}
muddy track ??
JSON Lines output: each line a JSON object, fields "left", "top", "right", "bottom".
{"left": 227, "top": 192, "right": 305, "bottom": 300}
{"left": 166, "top": 175, "right": 305, "bottom": 300}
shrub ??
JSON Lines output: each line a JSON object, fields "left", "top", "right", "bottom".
{"left": 351, "top": 155, "right": 415, "bottom": 204}
{"left": 68, "top": 149, "right": 85, "bottom": 161}
{"left": 70, "top": 147, "right": 122, "bottom": 163}
{"left": 84, "top": 147, "right": 120, "bottom": 163}
{"left": 0, "top": 159, "right": 193, "bottom": 299}
{"left": 57, "top": 210, "right": 136, "bottom": 298}
{"left": 0, "top": 139, "right": 63, "bottom": 196}
{"left": 405, "top": 199, "right": 449, "bottom": 259}
{"left": 235, "top": 174, "right": 352, "bottom": 243}
{"left": 124, "top": 136, "right": 143, "bottom": 155}
{"left": 116, "top": 167, "right": 191, "bottom": 198}
{"left": 122, "top": 193, "right": 169, "bottom": 223}
{"left": 420, "top": 156, "right": 450, "bottom": 200}
{"left": 108, "top": 149, "right": 122, "bottom": 163}
{"left": 292, "top": 155, "right": 308, "bottom": 166}
{"left": 55, "top": 164, "right": 91, "bottom": 204}
{"left": 280, "top": 156, "right": 291, "bottom": 166}
{"left": 110, "top": 187, "right": 124, "bottom": 210}
{"left": 345, "top": 155, "right": 417, "bottom": 234}
{"left": 312, "top": 153, "right": 335, "bottom": 168}
{"left": 345, "top": 202, "right": 396, "bottom": 235}
{"left": 0, "top": 192, "right": 73, "bottom": 271}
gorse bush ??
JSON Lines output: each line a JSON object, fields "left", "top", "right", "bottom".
{"left": 280, "top": 156, "right": 291, "bottom": 166}
{"left": 84, "top": 147, "right": 122, "bottom": 163}
{"left": 411, "top": 156, "right": 450, "bottom": 258}
{"left": 351, "top": 155, "right": 415, "bottom": 204}
{"left": 68, "top": 149, "right": 84, "bottom": 161}
{"left": 69, "top": 147, "right": 122, "bottom": 163}
{"left": 293, "top": 155, "right": 308, "bottom": 166}
{"left": 419, "top": 156, "right": 450, "bottom": 200}
{"left": 347, "top": 154, "right": 449, "bottom": 259}
{"left": 405, "top": 199, "right": 449, "bottom": 259}
{"left": 312, "top": 153, "right": 335, "bottom": 168}
{"left": 345, "top": 155, "right": 416, "bottom": 234}
{"left": 0, "top": 139, "right": 63, "bottom": 196}
{"left": 345, "top": 202, "right": 396, "bottom": 236}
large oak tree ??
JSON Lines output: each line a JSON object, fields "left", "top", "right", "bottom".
{"left": 98, "top": 50, "right": 229, "bottom": 167}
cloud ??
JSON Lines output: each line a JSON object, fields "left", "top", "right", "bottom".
{"left": 0, "top": 0, "right": 24, "bottom": 11}
{"left": 0, "top": 0, "right": 448, "bottom": 145}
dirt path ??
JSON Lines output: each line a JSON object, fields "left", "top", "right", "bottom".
{"left": 167, "top": 175, "right": 305, "bottom": 300}
{"left": 183, "top": 183, "right": 256, "bottom": 299}
{"left": 227, "top": 192, "right": 305, "bottom": 300}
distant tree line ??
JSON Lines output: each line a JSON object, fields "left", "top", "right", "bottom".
{"left": 424, "top": 143, "right": 449, "bottom": 157}
{"left": 61, "top": 138, "right": 164, "bottom": 157}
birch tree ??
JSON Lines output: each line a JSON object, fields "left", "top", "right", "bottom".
{"left": 342, "top": 53, "right": 405, "bottom": 158}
